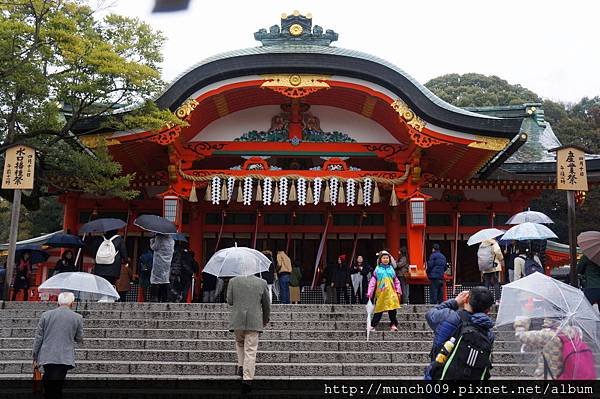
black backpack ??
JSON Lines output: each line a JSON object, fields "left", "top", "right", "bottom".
{"left": 523, "top": 256, "right": 543, "bottom": 276}
{"left": 432, "top": 310, "right": 493, "bottom": 380}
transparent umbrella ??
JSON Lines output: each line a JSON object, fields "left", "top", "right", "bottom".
{"left": 501, "top": 222, "right": 558, "bottom": 241}
{"left": 203, "top": 246, "right": 271, "bottom": 277}
{"left": 38, "top": 272, "right": 120, "bottom": 301}
{"left": 507, "top": 210, "right": 554, "bottom": 224}
{"left": 366, "top": 300, "right": 375, "bottom": 341}
{"left": 467, "top": 228, "right": 506, "bottom": 246}
{"left": 496, "top": 273, "right": 600, "bottom": 379}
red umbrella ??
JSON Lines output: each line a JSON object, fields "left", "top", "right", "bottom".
{"left": 577, "top": 231, "right": 600, "bottom": 264}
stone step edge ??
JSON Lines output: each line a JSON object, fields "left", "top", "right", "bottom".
{"left": 0, "top": 337, "right": 522, "bottom": 343}
{"left": 0, "top": 374, "right": 455, "bottom": 380}
{"left": 0, "top": 348, "right": 528, "bottom": 355}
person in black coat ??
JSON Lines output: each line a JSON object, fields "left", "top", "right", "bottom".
{"left": 169, "top": 243, "right": 197, "bottom": 302}
{"left": 331, "top": 254, "right": 351, "bottom": 304}
{"left": 53, "top": 250, "right": 76, "bottom": 275}
{"left": 350, "top": 255, "right": 371, "bottom": 304}
{"left": 91, "top": 229, "right": 128, "bottom": 285}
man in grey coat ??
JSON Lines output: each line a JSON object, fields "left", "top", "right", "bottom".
{"left": 227, "top": 274, "right": 270, "bottom": 389}
{"left": 32, "top": 292, "right": 83, "bottom": 398}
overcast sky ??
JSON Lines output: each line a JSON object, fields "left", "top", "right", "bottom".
{"left": 105, "top": 0, "right": 599, "bottom": 104}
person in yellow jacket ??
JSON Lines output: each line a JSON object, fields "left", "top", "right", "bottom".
{"left": 367, "top": 251, "right": 402, "bottom": 331}
{"left": 276, "top": 250, "right": 292, "bottom": 304}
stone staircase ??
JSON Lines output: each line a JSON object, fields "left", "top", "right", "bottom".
{"left": 0, "top": 301, "right": 528, "bottom": 380}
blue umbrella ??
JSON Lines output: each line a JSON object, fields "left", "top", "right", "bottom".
{"left": 14, "top": 244, "right": 49, "bottom": 264}
{"left": 134, "top": 214, "right": 177, "bottom": 234}
{"left": 46, "top": 233, "right": 85, "bottom": 248}
{"left": 173, "top": 233, "right": 188, "bottom": 242}
{"left": 79, "top": 218, "right": 126, "bottom": 234}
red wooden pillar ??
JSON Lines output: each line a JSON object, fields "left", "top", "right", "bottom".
{"left": 386, "top": 207, "right": 400, "bottom": 258}
{"left": 61, "top": 193, "right": 79, "bottom": 234}
{"left": 187, "top": 207, "right": 203, "bottom": 303}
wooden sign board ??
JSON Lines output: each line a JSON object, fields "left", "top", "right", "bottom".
{"left": 556, "top": 147, "right": 588, "bottom": 191}
{"left": 2, "top": 145, "right": 35, "bottom": 190}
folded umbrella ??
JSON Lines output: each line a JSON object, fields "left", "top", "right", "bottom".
{"left": 134, "top": 214, "right": 177, "bottom": 235}
{"left": 38, "top": 272, "right": 119, "bottom": 301}
{"left": 46, "top": 233, "right": 85, "bottom": 248}
{"left": 501, "top": 222, "right": 558, "bottom": 241}
{"left": 577, "top": 231, "right": 600, "bottom": 265}
{"left": 79, "top": 218, "right": 126, "bottom": 234}
{"left": 467, "top": 228, "right": 506, "bottom": 246}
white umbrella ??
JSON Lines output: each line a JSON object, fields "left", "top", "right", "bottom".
{"left": 507, "top": 210, "right": 554, "bottom": 224}
{"left": 203, "top": 246, "right": 271, "bottom": 277}
{"left": 467, "top": 228, "right": 506, "bottom": 246}
{"left": 501, "top": 222, "right": 558, "bottom": 241}
{"left": 366, "top": 300, "right": 374, "bottom": 341}
{"left": 38, "top": 272, "right": 120, "bottom": 301}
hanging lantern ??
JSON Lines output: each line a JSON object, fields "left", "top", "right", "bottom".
{"left": 189, "top": 184, "right": 198, "bottom": 203}
{"left": 409, "top": 197, "right": 426, "bottom": 226}
{"left": 161, "top": 190, "right": 182, "bottom": 228}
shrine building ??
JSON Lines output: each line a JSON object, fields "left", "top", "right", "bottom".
{"left": 57, "top": 12, "right": 599, "bottom": 301}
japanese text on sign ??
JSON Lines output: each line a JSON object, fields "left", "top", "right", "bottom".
{"left": 2, "top": 145, "right": 35, "bottom": 189}
{"left": 556, "top": 147, "right": 588, "bottom": 191}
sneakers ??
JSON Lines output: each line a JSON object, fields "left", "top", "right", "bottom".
{"left": 390, "top": 325, "right": 398, "bottom": 332}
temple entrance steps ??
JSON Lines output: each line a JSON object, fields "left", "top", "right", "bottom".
{"left": 0, "top": 302, "right": 540, "bottom": 379}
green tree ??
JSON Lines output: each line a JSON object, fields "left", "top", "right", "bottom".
{"left": 425, "top": 73, "right": 541, "bottom": 107}
{"left": 0, "top": 0, "right": 183, "bottom": 210}
{"left": 426, "top": 73, "right": 599, "bottom": 244}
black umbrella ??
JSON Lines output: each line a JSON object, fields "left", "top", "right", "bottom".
{"left": 134, "top": 214, "right": 177, "bottom": 234}
{"left": 79, "top": 218, "right": 126, "bottom": 234}
{"left": 15, "top": 245, "right": 49, "bottom": 264}
{"left": 46, "top": 233, "right": 85, "bottom": 248}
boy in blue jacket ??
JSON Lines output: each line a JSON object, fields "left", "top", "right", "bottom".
{"left": 424, "top": 286, "right": 495, "bottom": 380}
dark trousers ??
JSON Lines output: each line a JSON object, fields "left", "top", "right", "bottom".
{"left": 584, "top": 288, "right": 600, "bottom": 306}
{"left": 118, "top": 291, "right": 128, "bottom": 302}
{"left": 43, "top": 364, "right": 71, "bottom": 399}
{"left": 11, "top": 287, "right": 28, "bottom": 301}
{"left": 151, "top": 283, "right": 169, "bottom": 302}
{"left": 430, "top": 279, "right": 443, "bottom": 304}
{"left": 371, "top": 309, "right": 398, "bottom": 327}
{"left": 336, "top": 286, "right": 349, "bottom": 304}
{"left": 483, "top": 272, "right": 500, "bottom": 301}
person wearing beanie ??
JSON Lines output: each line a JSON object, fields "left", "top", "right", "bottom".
{"left": 367, "top": 251, "right": 402, "bottom": 331}
{"left": 332, "top": 254, "right": 351, "bottom": 304}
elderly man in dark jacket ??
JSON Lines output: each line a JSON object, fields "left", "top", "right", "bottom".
{"left": 227, "top": 274, "right": 270, "bottom": 391}
{"left": 426, "top": 243, "right": 447, "bottom": 304}
{"left": 424, "top": 287, "right": 495, "bottom": 380}
{"left": 33, "top": 292, "right": 84, "bottom": 398}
